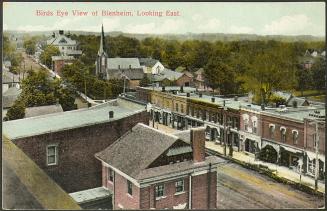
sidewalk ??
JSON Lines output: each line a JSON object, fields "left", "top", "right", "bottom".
{"left": 205, "top": 141, "right": 325, "bottom": 194}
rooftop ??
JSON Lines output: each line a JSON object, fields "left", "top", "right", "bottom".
{"left": 139, "top": 57, "right": 159, "bottom": 67}
{"left": 3, "top": 98, "right": 146, "bottom": 140}
{"left": 95, "top": 123, "right": 223, "bottom": 182}
{"left": 25, "top": 104, "right": 64, "bottom": 118}
{"left": 152, "top": 68, "right": 183, "bottom": 82}
{"left": 107, "top": 58, "right": 141, "bottom": 69}
{"left": 51, "top": 55, "right": 75, "bottom": 61}
{"left": 3, "top": 137, "right": 81, "bottom": 209}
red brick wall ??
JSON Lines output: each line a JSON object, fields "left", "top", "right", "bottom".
{"left": 191, "top": 129, "right": 206, "bottom": 162}
{"left": 114, "top": 172, "right": 140, "bottom": 209}
{"left": 140, "top": 177, "right": 190, "bottom": 209}
{"left": 12, "top": 111, "right": 149, "bottom": 193}
{"left": 240, "top": 110, "right": 261, "bottom": 136}
{"left": 261, "top": 114, "right": 305, "bottom": 149}
{"left": 191, "top": 171, "right": 217, "bottom": 209}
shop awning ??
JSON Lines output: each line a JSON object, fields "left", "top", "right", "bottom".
{"left": 306, "top": 151, "right": 325, "bottom": 161}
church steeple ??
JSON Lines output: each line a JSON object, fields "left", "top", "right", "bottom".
{"left": 98, "top": 24, "right": 107, "bottom": 56}
{"left": 96, "top": 24, "right": 108, "bottom": 79}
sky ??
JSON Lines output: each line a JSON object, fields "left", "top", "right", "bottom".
{"left": 3, "top": 2, "right": 326, "bottom": 36}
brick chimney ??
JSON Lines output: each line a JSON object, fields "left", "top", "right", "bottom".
{"left": 190, "top": 127, "right": 206, "bottom": 163}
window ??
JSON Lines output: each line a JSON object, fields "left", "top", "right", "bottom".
{"left": 181, "top": 104, "right": 184, "bottom": 113}
{"left": 108, "top": 168, "right": 114, "bottom": 182}
{"left": 62, "top": 46, "right": 64, "bottom": 50}
{"left": 101, "top": 57, "right": 105, "bottom": 65}
{"left": 292, "top": 130, "right": 299, "bottom": 145}
{"left": 127, "top": 180, "right": 133, "bottom": 195}
{"left": 269, "top": 125, "right": 275, "bottom": 139}
{"left": 253, "top": 121, "right": 257, "bottom": 133}
{"left": 280, "top": 127, "right": 286, "bottom": 142}
{"left": 175, "top": 103, "right": 179, "bottom": 112}
{"left": 175, "top": 180, "right": 184, "bottom": 193}
{"left": 47, "top": 145, "right": 58, "bottom": 166}
{"left": 155, "top": 184, "right": 164, "bottom": 198}
{"left": 244, "top": 120, "right": 249, "bottom": 131}
{"left": 313, "top": 134, "right": 317, "bottom": 147}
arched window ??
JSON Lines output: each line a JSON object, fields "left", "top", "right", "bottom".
{"left": 292, "top": 130, "right": 299, "bottom": 145}
{"left": 280, "top": 127, "right": 287, "bottom": 142}
{"left": 269, "top": 124, "right": 275, "bottom": 139}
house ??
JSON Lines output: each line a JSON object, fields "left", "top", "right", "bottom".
{"left": 2, "top": 69, "right": 20, "bottom": 93}
{"left": 176, "top": 71, "right": 194, "bottom": 87}
{"left": 24, "top": 104, "right": 64, "bottom": 118}
{"left": 139, "top": 58, "right": 165, "bottom": 74}
{"left": 95, "top": 123, "right": 222, "bottom": 209}
{"left": 193, "top": 68, "right": 211, "bottom": 91}
{"left": 2, "top": 97, "right": 149, "bottom": 193}
{"left": 51, "top": 55, "right": 75, "bottom": 75}
{"left": 47, "top": 30, "right": 82, "bottom": 57}
{"left": 95, "top": 25, "right": 144, "bottom": 89}
{"left": 151, "top": 68, "right": 183, "bottom": 86}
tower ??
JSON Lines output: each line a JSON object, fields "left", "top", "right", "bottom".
{"left": 96, "top": 24, "right": 108, "bottom": 79}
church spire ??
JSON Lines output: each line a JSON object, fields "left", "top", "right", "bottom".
{"left": 98, "top": 23, "right": 107, "bottom": 56}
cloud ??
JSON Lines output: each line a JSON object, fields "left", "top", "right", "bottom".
{"left": 15, "top": 17, "right": 121, "bottom": 32}
{"left": 124, "top": 19, "right": 185, "bottom": 34}
{"left": 228, "top": 25, "right": 254, "bottom": 34}
{"left": 197, "top": 18, "right": 221, "bottom": 32}
{"left": 79, "top": 18, "right": 121, "bottom": 32}
{"left": 263, "top": 14, "right": 312, "bottom": 35}
{"left": 192, "top": 14, "right": 203, "bottom": 22}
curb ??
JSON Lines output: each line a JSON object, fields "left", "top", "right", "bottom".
{"left": 206, "top": 148, "right": 325, "bottom": 197}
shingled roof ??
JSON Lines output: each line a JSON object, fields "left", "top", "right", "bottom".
{"left": 139, "top": 58, "right": 159, "bottom": 67}
{"left": 95, "top": 123, "right": 181, "bottom": 178}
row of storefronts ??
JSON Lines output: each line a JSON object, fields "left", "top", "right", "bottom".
{"left": 139, "top": 86, "right": 325, "bottom": 180}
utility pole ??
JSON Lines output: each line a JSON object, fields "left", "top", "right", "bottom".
{"left": 223, "top": 100, "right": 227, "bottom": 156}
{"left": 84, "top": 71, "right": 87, "bottom": 97}
{"left": 314, "top": 120, "right": 320, "bottom": 192}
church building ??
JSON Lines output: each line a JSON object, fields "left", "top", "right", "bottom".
{"left": 95, "top": 25, "right": 144, "bottom": 89}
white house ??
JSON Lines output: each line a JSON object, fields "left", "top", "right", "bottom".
{"left": 46, "top": 30, "right": 82, "bottom": 57}
{"left": 139, "top": 58, "right": 165, "bottom": 75}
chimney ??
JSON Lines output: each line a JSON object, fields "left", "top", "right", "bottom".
{"left": 261, "top": 104, "right": 265, "bottom": 110}
{"left": 59, "top": 30, "right": 64, "bottom": 35}
{"left": 199, "top": 93, "right": 202, "bottom": 98}
{"left": 234, "top": 96, "right": 238, "bottom": 101}
{"left": 180, "top": 86, "right": 184, "bottom": 93}
{"left": 52, "top": 32, "right": 55, "bottom": 38}
{"left": 186, "top": 93, "right": 190, "bottom": 97}
{"left": 190, "top": 127, "right": 206, "bottom": 163}
{"left": 162, "top": 86, "right": 165, "bottom": 92}
{"left": 88, "top": 102, "right": 92, "bottom": 108}
{"left": 109, "top": 111, "right": 114, "bottom": 119}
{"left": 211, "top": 97, "right": 215, "bottom": 103}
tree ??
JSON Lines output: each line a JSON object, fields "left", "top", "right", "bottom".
{"left": 40, "top": 45, "right": 60, "bottom": 68}
{"left": 139, "top": 75, "right": 150, "bottom": 87}
{"left": 239, "top": 45, "right": 296, "bottom": 104}
{"left": 24, "top": 38, "right": 37, "bottom": 55}
{"left": 311, "top": 57, "right": 326, "bottom": 92}
{"left": 5, "top": 101, "right": 25, "bottom": 120}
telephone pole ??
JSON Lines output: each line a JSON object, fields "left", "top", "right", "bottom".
{"left": 314, "top": 120, "right": 320, "bottom": 192}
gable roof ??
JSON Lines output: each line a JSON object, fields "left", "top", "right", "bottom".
{"left": 109, "top": 68, "right": 144, "bottom": 80}
{"left": 152, "top": 68, "right": 183, "bottom": 82}
{"left": 47, "top": 35, "right": 77, "bottom": 46}
{"left": 107, "top": 58, "right": 141, "bottom": 69}
{"left": 25, "top": 104, "right": 64, "bottom": 118}
{"left": 95, "top": 123, "right": 181, "bottom": 179}
{"left": 182, "top": 71, "right": 194, "bottom": 78}
{"left": 139, "top": 58, "right": 159, "bottom": 67}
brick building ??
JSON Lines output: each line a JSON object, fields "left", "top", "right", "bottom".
{"left": 51, "top": 55, "right": 74, "bottom": 75}
{"left": 3, "top": 98, "right": 149, "bottom": 193}
{"left": 134, "top": 86, "right": 325, "bottom": 179}
{"left": 95, "top": 123, "right": 222, "bottom": 209}
{"left": 260, "top": 107, "right": 325, "bottom": 178}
